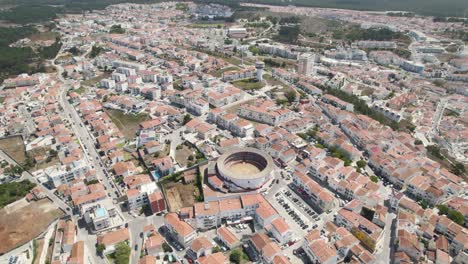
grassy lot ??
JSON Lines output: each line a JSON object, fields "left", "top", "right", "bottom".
{"left": 263, "top": 74, "right": 287, "bottom": 89}
{"left": 82, "top": 73, "right": 110, "bottom": 87}
{"left": 232, "top": 78, "right": 265, "bottom": 91}
{"left": 193, "top": 48, "right": 244, "bottom": 66}
{"left": 187, "top": 23, "right": 225, "bottom": 28}
{"left": 209, "top": 66, "right": 239, "bottom": 78}
{"left": 104, "top": 109, "right": 149, "bottom": 140}
{"left": 0, "top": 135, "right": 27, "bottom": 164}
{"left": 224, "top": 56, "right": 243, "bottom": 66}
{"left": 69, "top": 86, "right": 86, "bottom": 95}
{"left": 0, "top": 199, "right": 64, "bottom": 254}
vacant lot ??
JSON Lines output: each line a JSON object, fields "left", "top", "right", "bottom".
{"left": 175, "top": 144, "right": 197, "bottom": 167}
{"left": 263, "top": 74, "right": 287, "bottom": 89}
{"left": 0, "top": 135, "right": 26, "bottom": 164}
{"left": 82, "top": 73, "right": 111, "bottom": 87}
{"left": 209, "top": 66, "right": 239, "bottom": 78}
{"left": 232, "top": 79, "right": 265, "bottom": 91}
{"left": 29, "top": 31, "right": 58, "bottom": 42}
{"left": 163, "top": 181, "right": 198, "bottom": 212}
{"left": 104, "top": 109, "right": 149, "bottom": 140}
{"left": 28, "top": 146, "right": 60, "bottom": 171}
{"left": 0, "top": 199, "right": 63, "bottom": 254}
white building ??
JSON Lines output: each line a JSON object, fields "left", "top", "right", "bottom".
{"left": 297, "top": 53, "right": 316, "bottom": 76}
{"left": 45, "top": 159, "right": 89, "bottom": 187}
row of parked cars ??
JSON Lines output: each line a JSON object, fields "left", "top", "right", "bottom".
{"left": 158, "top": 226, "right": 184, "bottom": 251}
{"left": 282, "top": 189, "right": 320, "bottom": 222}
{"left": 276, "top": 193, "right": 310, "bottom": 230}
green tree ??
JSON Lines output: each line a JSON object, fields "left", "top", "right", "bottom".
{"left": 426, "top": 145, "right": 444, "bottom": 160}
{"left": 284, "top": 90, "right": 296, "bottom": 103}
{"left": 248, "top": 45, "right": 260, "bottom": 55}
{"left": 419, "top": 200, "right": 429, "bottom": 209}
{"left": 162, "top": 242, "right": 173, "bottom": 252}
{"left": 437, "top": 204, "right": 450, "bottom": 215}
{"left": 448, "top": 210, "right": 464, "bottom": 225}
{"left": 370, "top": 176, "right": 379, "bottom": 183}
{"left": 110, "top": 24, "right": 125, "bottom": 34}
{"left": 212, "top": 246, "right": 221, "bottom": 253}
{"left": 96, "top": 243, "right": 105, "bottom": 255}
{"left": 90, "top": 45, "right": 103, "bottom": 58}
{"left": 356, "top": 160, "right": 366, "bottom": 169}
{"left": 86, "top": 179, "right": 100, "bottom": 185}
{"left": 49, "top": 149, "right": 58, "bottom": 157}
{"left": 114, "top": 242, "right": 131, "bottom": 264}
{"left": 274, "top": 25, "right": 300, "bottom": 44}
{"left": 230, "top": 249, "right": 242, "bottom": 264}
{"left": 183, "top": 114, "right": 192, "bottom": 125}
{"left": 450, "top": 162, "right": 466, "bottom": 176}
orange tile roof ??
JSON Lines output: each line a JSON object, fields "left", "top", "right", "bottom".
{"left": 217, "top": 226, "right": 238, "bottom": 247}
{"left": 191, "top": 237, "right": 212, "bottom": 252}
{"left": 97, "top": 228, "right": 130, "bottom": 246}
{"left": 164, "top": 213, "right": 194, "bottom": 238}
{"left": 194, "top": 201, "right": 220, "bottom": 216}
{"left": 67, "top": 241, "right": 84, "bottom": 264}
{"left": 138, "top": 255, "right": 156, "bottom": 264}
{"left": 262, "top": 241, "right": 281, "bottom": 259}
{"left": 219, "top": 198, "right": 242, "bottom": 211}
{"left": 250, "top": 232, "right": 270, "bottom": 252}
{"left": 271, "top": 218, "right": 289, "bottom": 234}
{"left": 273, "top": 255, "right": 291, "bottom": 264}
{"left": 197, "top": 252, "right": 227, "bottom": 264}
{"left": 145, "top": 233, "right": 165, "bottom": 250}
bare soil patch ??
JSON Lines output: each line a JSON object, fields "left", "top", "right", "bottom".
{"left": 0, "top": 199, "right": 64, "bottom": 254}
{"left": 163, "top": 181, "right": 198, "bottom": 212}
{"left": 0, "top": 136, "right": 27, "bottom": 164}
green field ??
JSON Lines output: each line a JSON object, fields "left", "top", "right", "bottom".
{"left": 209, "top": 66, "right": 239, "bottom": 78}
{"left": 187, "top": 23, "right": 225, "bottom": 28}
{"left": 104, "top": 109, "right": 149, "bottom": 140}
{"left": 232, "top": 78, "right": 265, "bottom": 90}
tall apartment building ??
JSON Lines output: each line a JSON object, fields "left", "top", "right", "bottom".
{"left": 297, "top": 53, "right": 316, "bottom": 76}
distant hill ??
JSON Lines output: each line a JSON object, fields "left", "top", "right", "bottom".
{"left": 197, "top": 0, "right": 468, "bottom": 17}
{"left": 0, "top": 0, "right": 466, "bottom": 23}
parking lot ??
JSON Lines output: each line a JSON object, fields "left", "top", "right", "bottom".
{"left": 281, "top": 187, "right": 322, "bottom": 220}
{"left": 270, "top": 188, "right": 316, "bottom": 238}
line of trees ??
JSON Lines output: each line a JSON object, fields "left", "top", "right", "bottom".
{"left": 437, "top": 204, "right": 465, "bottom": 225}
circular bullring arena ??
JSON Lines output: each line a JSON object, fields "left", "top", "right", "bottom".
{"left": 216, "top": 147, "right": 274, "bottom": 191}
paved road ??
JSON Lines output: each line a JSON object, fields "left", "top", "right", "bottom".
{"left": 55, "top": 60, "right": 121, "bottom": 201}
{"left": 374, "top": 212, "right": 396, "bottom": 264}
{"left": 128, "top": 214, "right": 166, "bottom": 264}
